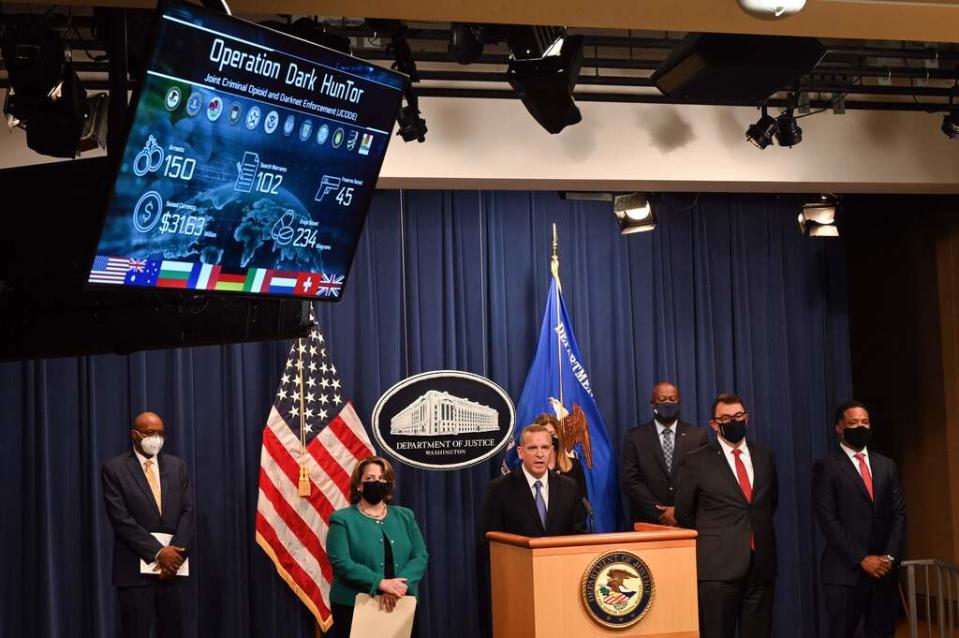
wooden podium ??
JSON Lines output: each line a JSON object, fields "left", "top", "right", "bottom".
{"left": 487, "top": 523, "right": 698, "bottom": 638}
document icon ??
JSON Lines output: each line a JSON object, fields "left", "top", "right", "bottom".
{"left": 235, "top": 151, "right": 260, "bottom": 192}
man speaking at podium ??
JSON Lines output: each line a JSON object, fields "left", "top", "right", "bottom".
{"left": 476, "top": 424, "right": 587, "bottom": 636}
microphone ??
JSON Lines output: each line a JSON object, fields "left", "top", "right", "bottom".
{"left": 582, "top": 497, "right": 594, "bottom": 533}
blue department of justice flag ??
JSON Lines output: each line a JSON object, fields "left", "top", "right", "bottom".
{"left": 508, "top": 278, "right": 622, "bottom": 533}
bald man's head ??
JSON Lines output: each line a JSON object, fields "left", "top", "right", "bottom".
{"left": 131, "top": 412, "right": 165, "bottom": 457}
{"left": 650, "top": 382, "right": 679, "bottom": 404}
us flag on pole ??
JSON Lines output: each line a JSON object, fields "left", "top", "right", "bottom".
{"left": 255, "top": 317, "right": 375, "bottom": 631}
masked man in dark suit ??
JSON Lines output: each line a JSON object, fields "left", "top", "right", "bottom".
{"left": 621, "top": 381, "right": 709, "bottom": 527}
{"left": 101, "top": 411, "right": 195, "bottom": 638}
{"left": 675, "top": 393, "right": 778, "bottom": 638}
{"left": 477, "top": 424, "right": 587, "bottom": 636}
{"left": 813, "top": 401, "right": 907, "bottom": 638}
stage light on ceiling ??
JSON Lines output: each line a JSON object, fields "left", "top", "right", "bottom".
{"left": 738, "top": 0, "right": 807, "bottom": 19}
{"left": 1, "top": 16, "right": 101, "bottom": 158}
{"left": 941, "top": 108, "right": 959, "bottom": 139}
{"left": 775, "top": 109, "right": 802, "bottom": 147}
{"left": 367, "top": 19, "right": 428, "bottom": 143}
{"left": 614, "top": 193, "right": 657, "bottom": 234}
{"left": 506, "top": 28, "right": 584, "bottom": 134}
{"left": 798, "top": 196, "right": 839, "bottom": 237}
{"left": 746, "top": 107, "right": 778, "bottom": 149}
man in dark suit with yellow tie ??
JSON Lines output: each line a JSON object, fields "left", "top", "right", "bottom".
{"left": 101, "top": 411, "right": 195, "bottom": 638}
{"left": 813, "top": 401, "right": 906, "bottom": 638}
{"left": 675, "top": 393, "right": 778, "bottom": 638}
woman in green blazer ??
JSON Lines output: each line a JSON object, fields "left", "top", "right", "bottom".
{"left": 326, "top": 455, "right": 429, "bottom": 637}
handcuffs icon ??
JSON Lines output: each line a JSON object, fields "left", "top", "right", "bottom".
{"left": 133, "top": 136, "right": 165, "bottom": 177}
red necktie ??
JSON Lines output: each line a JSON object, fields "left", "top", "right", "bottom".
{"left": 854, "top": 453, "right": 874, "bottom": 501}
{"left": 732, "top": 448, "right": 755, "bottom": 550}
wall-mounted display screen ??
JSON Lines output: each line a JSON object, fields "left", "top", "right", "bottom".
{"left": 88, "top": 1, "right": 405, "bottom": 299}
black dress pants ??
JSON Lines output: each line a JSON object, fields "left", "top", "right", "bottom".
{"left": 823, "top": 579, "right": 897, "bottom": 638}
{"left": 699, "top": 560, "right": 774, "bottom": 638}
{"left": 117, "top": 580, "right": 194, "bottom": 638}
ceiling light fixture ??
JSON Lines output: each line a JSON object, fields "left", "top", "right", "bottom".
{"left": 798, "top": 195, "right": 839, "bottom": 237}
{"left": 614, "top": 193, "right": 657, "bottom": 234}
{"left": 737, "top": 0, "right": 807, "bottom": 20}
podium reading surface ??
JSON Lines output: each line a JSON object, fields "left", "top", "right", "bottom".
{"left": 487, "top": 523, "right": 698, "bottom": 637}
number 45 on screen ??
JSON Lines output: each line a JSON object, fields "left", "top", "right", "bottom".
{"left": 314, "top": 175, "right": 353, "bottom": 207}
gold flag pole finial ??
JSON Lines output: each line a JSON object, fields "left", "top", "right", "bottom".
{"left": 552, "top": 223, "right": 564, "bottom": 406}
{"left": 550, "top": 222, "right": 561, "bottom": 292}
{"left": 296, "top": 337, "right": 311, "bottom": 497}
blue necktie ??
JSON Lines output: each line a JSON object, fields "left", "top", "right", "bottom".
{"left": 534, "top": 479, "right": 547, "bottom": 528}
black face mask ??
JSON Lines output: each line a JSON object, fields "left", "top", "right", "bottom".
{"left": 842, "top": 426, "right": 872, "bottom": 450}
{"left": 654, "top": 402, "right": 681, "bottom": 423}
{"left": 551, "top": 436, "right": 560, "bottom": 452}
{"left": 360, "top": 480, "right": 390, "bottom": 505}
{"left": 719, "top": 419, "right": 747, "bottom": 444}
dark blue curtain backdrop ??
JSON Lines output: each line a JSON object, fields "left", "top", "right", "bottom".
{"left": 0, "top": 191, "right": 851, "bottom": 638}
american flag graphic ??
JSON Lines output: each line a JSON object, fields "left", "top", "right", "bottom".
{"left": 88, "top": 256, "right": 133, "bottom": 284}
{"left": 255, "top": 315, "right": 374, "bottom": 631}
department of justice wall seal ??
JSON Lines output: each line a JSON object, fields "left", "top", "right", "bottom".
{"left": 581, "top": 550, "right": 654, "bottom": 629}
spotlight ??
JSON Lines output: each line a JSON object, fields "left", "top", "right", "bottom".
{"left": 746, "top": 107, "right": 778, "bottom": 149}
{"left": 367, "top": 19, "right": 427, "bottom": 143}
{"left": 798, "top": 196, "right": 839, "bottom": 237}
{"left": 506, "top": 28, "right": 584, "bottom": 134}
{"left": 775, "top": 109, "right": 802, "bottom": 147}
{"left": 448, "top": 23, "right": 484, "bottom": 64}
{"left": 1, "top": 16, "right": 93, "bottom": 157}
{"left": 396, "top": 102, "right": 428, "bottom": 142}
{"left": 614, "top": 193, "right": 657, "bottom": 235}
{"left": 942, "top": 108, "right": 959, "bottom": 139}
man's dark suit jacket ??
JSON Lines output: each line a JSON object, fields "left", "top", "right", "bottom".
{"left": 675, "top": 441, "right": 779, "bottom": 582}
{"left": 478, "top": 467, "right": 587, "bottom": 543}
{"left": 812, "top": 449, "right": 906, "bottom": 585}
{"left": 621, "top": 420, "right": 709, "bottom": 524}
{"left": 101, "top": 451, "right": 195, "bottom": 587}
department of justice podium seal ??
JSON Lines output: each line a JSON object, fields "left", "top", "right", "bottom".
{"left": 581, "top": 550, "right": 654, "bottom": 629}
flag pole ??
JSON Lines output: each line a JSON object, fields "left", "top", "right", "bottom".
{"left": 296, "top": 337, "right": 311, "bottom": 497}
{"left": 551, "top": 223, "right": 564, "bottom": 407}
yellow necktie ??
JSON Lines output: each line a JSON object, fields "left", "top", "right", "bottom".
{"left": 143, "top": 459, "right": 162, "bottom": 514}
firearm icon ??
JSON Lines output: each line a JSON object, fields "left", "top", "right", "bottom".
{"left": 314, "top": 175, "right": 342, "bottom": 202}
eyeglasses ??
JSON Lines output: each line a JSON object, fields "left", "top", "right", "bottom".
{"left": 713, "top": 412, "right": 748, "bottom": 425}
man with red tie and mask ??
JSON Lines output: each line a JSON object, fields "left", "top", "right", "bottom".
{"left": 675, "top": 393, "right": 779, "bottom": 638}
{"left": 813, "top": 401, "right": 906, "bottom": 638}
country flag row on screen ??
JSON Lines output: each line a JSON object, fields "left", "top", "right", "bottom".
{"left": 88, "top": 256, "right": 344, "bottom": 297}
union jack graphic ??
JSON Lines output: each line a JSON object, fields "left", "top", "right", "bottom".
{"left": 128, "top": 259, "right": 147, "bottom": 273}
{"left": 315, "top": 273, "right": 344, "bottom": 298}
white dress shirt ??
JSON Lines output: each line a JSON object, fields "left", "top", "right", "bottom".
{"left": 718, "top": 437, "right": 754, "bottom": 487}
{"left": 521, "top": 465, "right": 549, "bottom": 509}
{"left": 840, "top": 443, "right": 872, "bottom": 478}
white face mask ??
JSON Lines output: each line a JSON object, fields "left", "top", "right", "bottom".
{"left": 140, "top": 435, "right": 165, "bottom": 456}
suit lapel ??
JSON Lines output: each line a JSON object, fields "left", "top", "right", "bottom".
{"left": 835, "top": 451, "right": 872, "bottom": 503}
{"left": 647, "top": 424, "right": 669, "bottom": 476}
{"left": 671, "top": 422, "right": 692, "bottom": 476}
{"left": 124, "top": 452, "right": 162, "bottom": 517}
{"left": 710, "top": 443, "right": 748, "bottom": 503}
{"left": 544, "top": 472, "right": 561, "bottom": 532}
{"left": 748, "top": 443, "right": 765, "bottom": 502}
{"left": 158, "top": 455, "right": 173, "bottom": 519}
